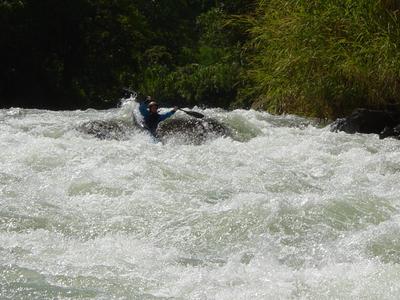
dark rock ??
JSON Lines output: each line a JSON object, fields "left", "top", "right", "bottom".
{"left": 379, "top": 125, "right": 400, "bottom": 140}
{"left": 77, "top": 120, "right": 131, "bottom": 140}
{"left": 157, "top": 118, "right": 231, "bottom": 144}
{"left": 78, "top": 117, "right": 231, "bottom": 144}
{"left": 379, "top": 126, "right": 395, "bottom": 139}
{"left": 330, "top": 108, "right": 400, "bottom": 139}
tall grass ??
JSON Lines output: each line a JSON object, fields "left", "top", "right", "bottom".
{"left": 241, "top": 0, "right": 400, "bottom": 118}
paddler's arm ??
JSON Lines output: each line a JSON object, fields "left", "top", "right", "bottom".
{"left": 159, "top": 107, "right": 178, "bottom": 121}
{"left": 138, "top": 100, "right": 150, "bottom": 118}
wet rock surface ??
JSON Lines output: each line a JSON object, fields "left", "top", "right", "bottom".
{"left": 78, "top": 117, "right": 231, "bottom": 143}
{"left": 330, "top": 108, "right": 400, "bottom": 139}
{"left": 157, "top": 118, "right": 231, "bottom": 144}
{"left": 77, "top": 120, "right": 132, "bottom": 140}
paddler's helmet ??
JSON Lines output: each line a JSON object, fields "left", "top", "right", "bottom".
{"left": 148, "top": 101, "right": 158, "bottom": 108}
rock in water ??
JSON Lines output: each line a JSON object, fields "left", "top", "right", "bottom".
{"left": 379, "top": 124, "right": 400, "bottom": 140}
{"left": 157, "top": 118, "right": 231, "bottom": 144}
{"left": 77, "top": 120, "right": 131, "bottom": 140}
{"left": 78, "top": 118, "right": 231, "bottom": 143}
{"left": 330, "top": 108, "right": 400, "bottom": 139}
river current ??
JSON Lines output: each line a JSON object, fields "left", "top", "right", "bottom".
{"left": 1, "top": 99, "right": 400, "bottom": 299}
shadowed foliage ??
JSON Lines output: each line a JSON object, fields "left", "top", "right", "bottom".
{"left": 2, "top": 0, "right": 400, "bottom": 119}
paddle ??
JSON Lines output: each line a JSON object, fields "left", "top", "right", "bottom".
{"left": 178, "top": 108, "right": 204, "bottom": 119}
{"left": 123, "top": 87, "right": 205, "bottom": 118}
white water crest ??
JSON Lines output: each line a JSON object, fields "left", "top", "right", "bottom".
{"left": 1, "top": 100, "right": 400, "bottom": 299}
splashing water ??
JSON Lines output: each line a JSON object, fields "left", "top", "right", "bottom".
{"left": 1, "top": 100, "right": 400, "bottom": 299}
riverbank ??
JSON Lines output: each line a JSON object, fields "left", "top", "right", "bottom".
{"left": 3, "top": 1, "right": 400, "bottom": 119}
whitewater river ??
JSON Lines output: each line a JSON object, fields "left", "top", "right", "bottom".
{"left": 1, "top": 99, "right": 400, "bottom": 299}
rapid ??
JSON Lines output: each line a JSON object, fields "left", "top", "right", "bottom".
{"left": 1, "top": 98, "right": 400, "bottom": 299}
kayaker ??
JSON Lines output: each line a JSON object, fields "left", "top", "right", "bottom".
{"left": 138, "top": 96, "right": 177, "bottom": 137}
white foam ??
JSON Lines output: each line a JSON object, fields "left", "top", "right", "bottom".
{"left": 1, "top": 106, "right": 400, "bottom": 298}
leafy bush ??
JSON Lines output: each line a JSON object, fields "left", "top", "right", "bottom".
{"left": 136, "top": 7, "right": 243, "bottom": 108}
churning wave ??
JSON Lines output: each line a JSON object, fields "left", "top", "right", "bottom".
{"left": 1, "top": 99, "right": 400, "bottom": 299}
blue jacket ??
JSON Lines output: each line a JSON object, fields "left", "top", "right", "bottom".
{"left": 138, "top": 101, "right": 176, "bottom": 135}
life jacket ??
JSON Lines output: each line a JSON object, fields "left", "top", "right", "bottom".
{"left": 144, "top": 112, "right": 160, "bottom": 136}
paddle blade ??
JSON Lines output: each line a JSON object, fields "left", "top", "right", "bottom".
{"left": 179, "top": 109, "right": 204, "bottom": 119}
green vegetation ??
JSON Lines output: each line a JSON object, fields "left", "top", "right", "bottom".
{"left": 137, "top": 6, "right": 245, "bottom": 108}
{"left": 241, "top": 0, "right": 400, "bottom": 118}
{"left": 1, "top": 0, "right": 247, "bottom": 109}
{"left": 2, "top": 0, "right": 400, "bottom": 118}
{"left": 1, "top": 0, "right": 150, "bottom": 109}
